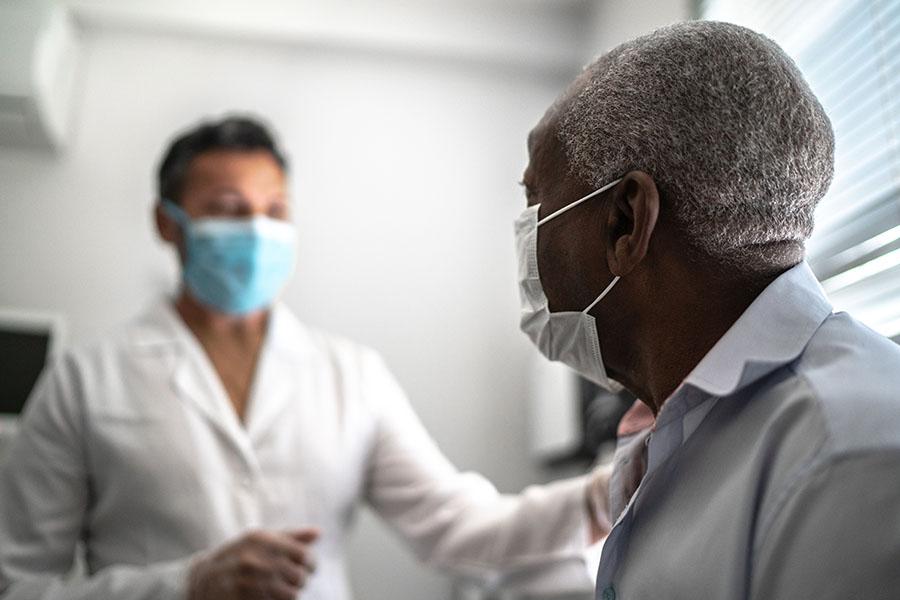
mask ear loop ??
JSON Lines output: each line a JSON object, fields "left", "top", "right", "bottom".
{"left": 583, "top": 275, "right": 620, "bottom": 314}
{"left": 160, "top": 200, "right": 194, "bottom": 262}
{"left": 537, "top": 177, "right": 623, "bottom": 226}
{"left": 529, "top": 177, "right": 624, "bottom": 314}
{"left": 161, "top": 200, "right": 191, "bottom": 228}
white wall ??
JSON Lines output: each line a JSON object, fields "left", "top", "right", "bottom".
{"left": 582, "top": 0, "right": 694, "bottom": 62}
{"left": 0, "top": 9, "right": 580, "bottom": 600}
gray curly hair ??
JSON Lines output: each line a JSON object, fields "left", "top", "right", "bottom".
{"left": 556, "top": 20, "right": 834, "bottom": 270}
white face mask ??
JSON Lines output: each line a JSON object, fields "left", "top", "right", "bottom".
{"left": 514, "top": 178, "right": 623, "bottom": 391}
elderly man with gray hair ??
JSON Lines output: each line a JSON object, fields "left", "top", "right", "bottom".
{"left": 516, "top": 20, "right": 900, "bottom": 600}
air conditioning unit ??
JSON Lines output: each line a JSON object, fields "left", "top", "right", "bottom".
{"left": 0, "top": 1, "right": 80, "bottom": 151}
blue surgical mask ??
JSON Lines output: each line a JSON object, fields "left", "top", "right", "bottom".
{"left": 162, "top": 201, "right": 297, "bottom": 315}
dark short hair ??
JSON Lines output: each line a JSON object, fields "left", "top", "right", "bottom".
{"left": 157, "top": 115, "right": 288, "bottom": 203}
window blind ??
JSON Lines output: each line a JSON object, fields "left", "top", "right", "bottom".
{"left": 698, "top": 0, "right": 900, "bottom": 340}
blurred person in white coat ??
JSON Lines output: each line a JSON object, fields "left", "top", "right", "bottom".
{"left": 0, "top": 117, "right": 611, "bottom": 600}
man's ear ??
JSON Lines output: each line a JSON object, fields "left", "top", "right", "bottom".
{"left": 154, "top": 202, "right": 180, "bottom": 244}
{"left": 605, "top": 170, "right": 660, "bottom": 277}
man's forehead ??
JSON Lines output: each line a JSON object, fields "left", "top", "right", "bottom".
{"left": 527, "top": 128, "right": 538, "bottom": 152}
{"left": 191, "top": 149, "right": 278, "bottom": 168}
{"left": 181, "top": 150, "right": 286, "bottom": 197}
{"left": 527, "top": 110, "right": 568, "bottom": 170}
{"left": 189, "top": 151, "right": 282, "bottom": 177}
{"left": 529, "top": 69, "right": 590, "bottom": 144}
{"left": 527, "top": 113, "right": 558, "bottom": 155}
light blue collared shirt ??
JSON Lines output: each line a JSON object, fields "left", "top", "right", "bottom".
{"left": 596, "top": 261, "right": 900, "bottom": 600}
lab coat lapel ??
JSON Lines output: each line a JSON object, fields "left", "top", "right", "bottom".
{"left": 244, "top": 305, "right": 304, "bottom": 441}
{"left": 150, "top": 303, "right": 260, "bottom": 474}
{"left": 170, "top": 357, "right": 259, "bottom": 472}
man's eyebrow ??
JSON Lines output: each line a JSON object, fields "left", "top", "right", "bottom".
{"left": 206, "top": 186, "right": 243, "bottom": 197}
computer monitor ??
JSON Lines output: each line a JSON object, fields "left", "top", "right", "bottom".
{"left": 0, "top": 309, "right": 65, "bottom": 429}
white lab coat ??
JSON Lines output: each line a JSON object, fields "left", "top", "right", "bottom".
{"left": 0, "top": 301, "right": 594, "bottom": 599}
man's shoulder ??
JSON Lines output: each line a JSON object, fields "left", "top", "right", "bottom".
{"left": 801, "top": 309, "right": 900, "bottom": 376}
{"left": 792, "top": 310, "right": 900, "bottom": 455}
{"left": 57, "top": 303, "right": 394, "bottom": 382}
{"left": 270, "top": 305, "right": 385, "bottom": 367}
{"left": 57, "top": 302, "right": 177, "bottom": 363}
{"left": 727, "top": 312, "right": 900, "bottom": 571}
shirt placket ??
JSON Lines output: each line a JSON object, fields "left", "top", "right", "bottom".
{"left": 595, "top": 392, "right": 692, "bottom": 599}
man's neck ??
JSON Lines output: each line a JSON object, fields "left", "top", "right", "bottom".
{"left": 615, "top": 269, "right": 780, "bottom": 415}
{"left": 174, "top": 292, "right": 269, "bottom": 422}
{"left": 174, "top": 292, "right": 269, "bottom": 348}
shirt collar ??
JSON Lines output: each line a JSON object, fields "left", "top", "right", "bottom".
{"left": 681, "top": 261, "right": 833, "bottom": 398}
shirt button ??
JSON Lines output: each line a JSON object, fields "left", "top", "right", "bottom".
{"left": 601, "top": 585, "right": 616, "bottom": 600}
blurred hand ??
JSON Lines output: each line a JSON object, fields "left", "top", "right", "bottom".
{"left": 188, "top": 528, "right": 320, "bottom": 600}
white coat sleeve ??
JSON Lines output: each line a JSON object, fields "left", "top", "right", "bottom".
{"left": 750, "top": 451, "right": 900, "bottom": 600}
{"left": 360, "top": 353, "right": 599, "bottom": 594}
{"left": 0, "top": 358, "right": 192, "bottom": 600}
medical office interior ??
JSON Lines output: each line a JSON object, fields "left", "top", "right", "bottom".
{"left": 0, "top": 0, "right": 898, "bottom": 599}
